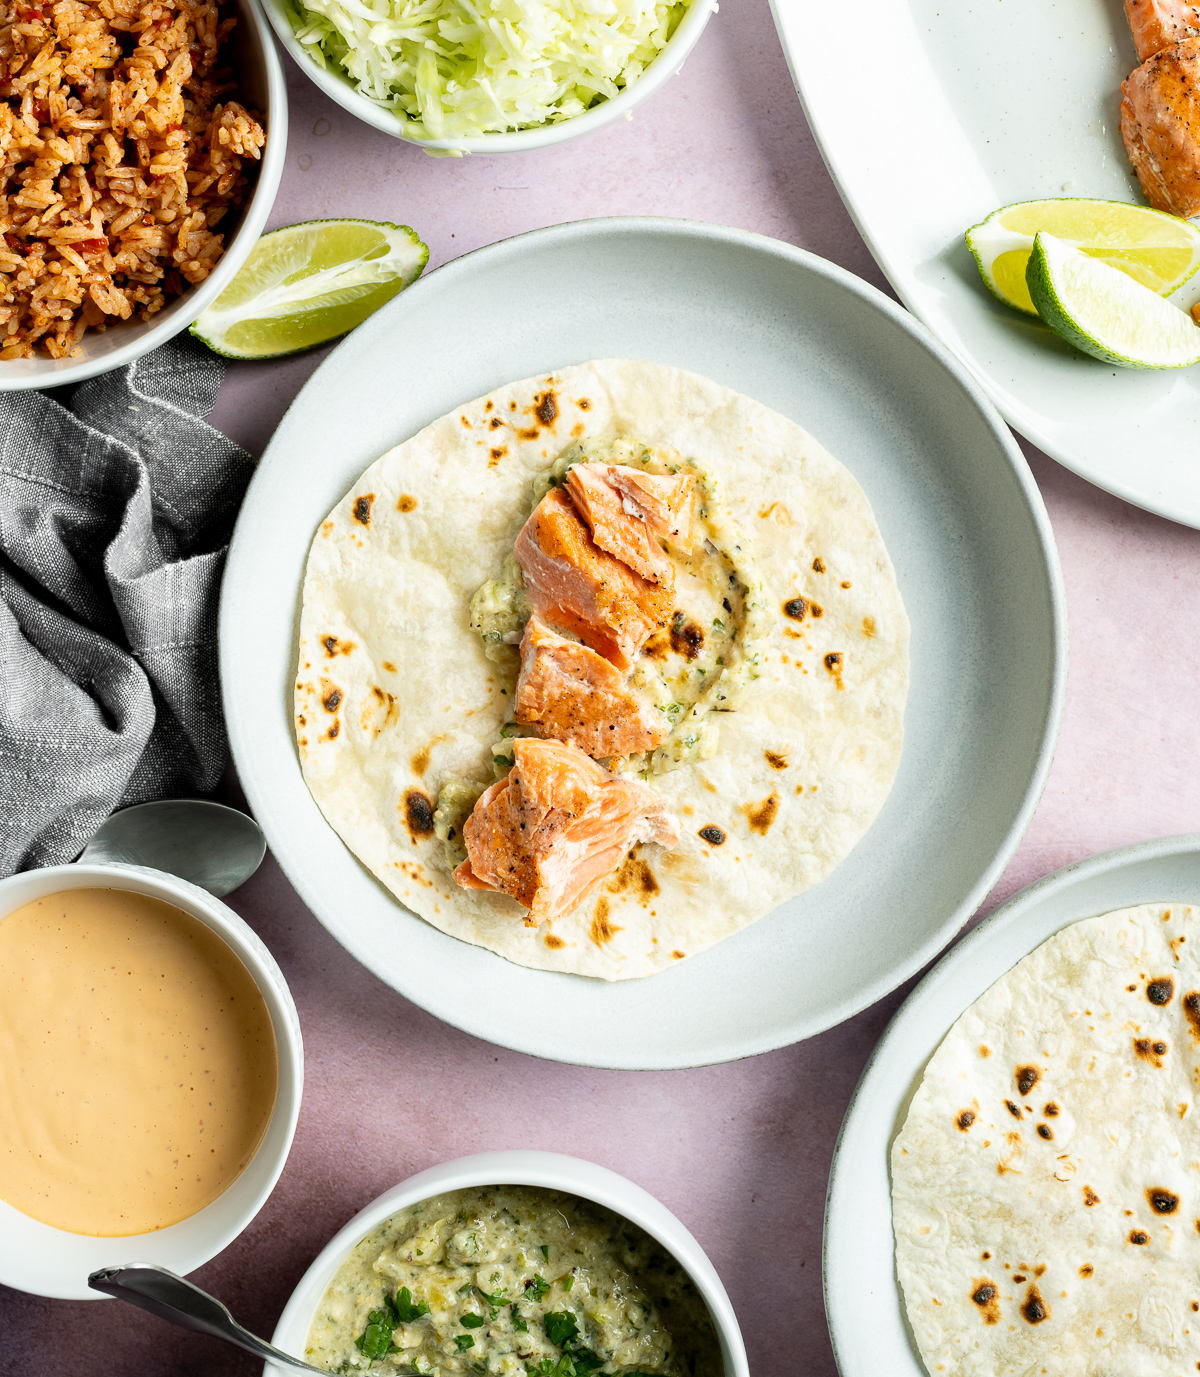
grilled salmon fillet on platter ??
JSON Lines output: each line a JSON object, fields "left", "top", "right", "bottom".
{"left": 1122, "top": 0, "right": 1200, "bottom": 216}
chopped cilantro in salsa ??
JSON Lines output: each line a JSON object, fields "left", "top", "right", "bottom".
{"left": 354, "top": 1286, "right": 429, "bottom": 1359}
{"left": 454, "top": 1334, "right": 475, "bottom": 1352}
{"left": 544, "top": 1312, "right": 579, "bottom": 1346}
{"left": 461, "top": 1313, "right": 485, "bottom": 1329}
{"left": 526, "top": 1274, "right": 550, "bottom": 1302}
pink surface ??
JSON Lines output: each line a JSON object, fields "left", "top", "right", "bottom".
{"left": 6, "top": 1, "right": 1200, "bottom": 1374}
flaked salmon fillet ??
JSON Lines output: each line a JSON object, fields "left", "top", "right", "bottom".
{"left": 515, "top": 617, "right": 667, "bottom": 758}
{"left": 513, "top": 487, "right": 673, "bottom": 671}
{"left": 565, "top": 463, "right": 694, "bottom": 584}
{"left": 453, "top": 738, "right": 681, "bottom": 924}
{"left": 1126, "top": 0, "right": 1200, "bottom": 60}
{"left": 1121, "top": 35, "right": 1200, "bottom": 216}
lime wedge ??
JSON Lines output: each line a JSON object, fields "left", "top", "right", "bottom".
{"left": 191, "top": 219, "right": 428, "bottom": 359}
{"left": 966, "top": 198, "right": 1200, "bottom": 315}
{"left": 1025, "top": 231, "right": 1200, "bottom": 368}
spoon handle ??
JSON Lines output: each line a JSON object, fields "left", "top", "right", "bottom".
{"left": 88, "top": 1264, "right": 329, "bottom": 1374}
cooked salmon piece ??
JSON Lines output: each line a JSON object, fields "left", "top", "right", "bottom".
{"left": 565, "top": 464, "right": 675, "bottom": 584}
{"left": 513, "top": 488, "right": 673, "bottom": 671}
{"left": 606, "top": 466, "right": 697, "bottom": 549}
{"left": 515, "top": 618, "right": 667, "bottom": 757}
{"left": 1121, "top": 35, "right": 1200, "bottom": 215}
{"left": 453, "top": 738, "right": 681, "bottom": 923}
{"left": 1126, "top": 0, "right": 1200, "bottom": 60}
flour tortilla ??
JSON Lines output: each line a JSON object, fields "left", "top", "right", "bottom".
{"left": 893, "top": 904, "right": 1200, "bottom": 1376}
{"left": 294, "top": 360, "right": 908, "bottom": 979}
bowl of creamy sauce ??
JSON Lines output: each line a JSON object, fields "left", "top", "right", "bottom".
{"left": 0, "top": 862, "right": 303, "bottom": 1299}
{"left": 269, "top": 1152, "right": 748, "bottom": 1377}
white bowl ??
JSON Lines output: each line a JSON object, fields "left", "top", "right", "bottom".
{"left": 0, "top": 862, "right": 304, "bottom": 1300}
{"left": 267, "top": 1150, "right": 749, "bottom": 1375}
{"left": 0, "top": 0, "right": 288, "bottom": 391}
{"left": 260, "top": 0, "right": 716, "bottom": 155}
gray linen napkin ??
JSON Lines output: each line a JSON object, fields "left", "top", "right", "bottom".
{"left": 0, "top": 334, "right": 254, "bottom": 875}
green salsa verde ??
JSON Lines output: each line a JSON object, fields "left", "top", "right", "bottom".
{"left": 304, "top": 1185, "right": 722, "bottom": 1376}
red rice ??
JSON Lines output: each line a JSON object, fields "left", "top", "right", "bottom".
{"left": 0, "top": 0, "right": 265, "bottom": 358}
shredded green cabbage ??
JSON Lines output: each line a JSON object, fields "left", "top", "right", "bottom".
{"left": 287, "top": 0, "right": 691, "bottom": 143}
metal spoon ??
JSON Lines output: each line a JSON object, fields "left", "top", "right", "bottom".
{"left": 89, "top": 1264, "right": 329, "bottom": 1374}
{"left": 77, "top": 799, "right": 266, "bottom": 897}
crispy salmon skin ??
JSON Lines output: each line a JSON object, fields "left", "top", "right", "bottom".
{"left": 515, "top": 617, "right": 667, "bottom": 757}
{"left": 454, "top": 738, "right": 681, "bottom": 923}
{"left": 514, "top": 487, "right": 673, "bottom": 670}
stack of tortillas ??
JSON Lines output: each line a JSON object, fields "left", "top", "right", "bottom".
{"left": 893, "top": 904, "right": 1200, "bottom": 1375}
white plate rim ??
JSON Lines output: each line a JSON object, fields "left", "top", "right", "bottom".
{"left": 220, "top": 215, "right": 1067, "bottom": 1069}
{"left": 822, "top": 831, "right": 1200, "bottom": 1374}
{"left": 767, "top": 0, "right": 1200, "bottom": 529}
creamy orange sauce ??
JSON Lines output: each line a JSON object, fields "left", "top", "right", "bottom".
{"left": 0, "top": 888, "right": 278, "bottom": 1236}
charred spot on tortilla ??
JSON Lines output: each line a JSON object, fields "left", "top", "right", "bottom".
{"left": 411, "top": 744, "right": 432, "bottom": 776}
{"left": 824, "top": 652, "right": 844, "bottom": 688}
{"left": 403, "top": 788, "right": 436, "bottom": 839}
{"left": 971, "top": 1280, "right": 1000, "bottom": 1324}
{"left": 862, "top": 616, "right": 876, "bottom": 637}
{"left": 812, "top": 557, "right": 825, "bottom": 573}
{"left": 740, "top": 793, "right": 780, "bottom": 836}
{"left": 1184, "top": 991, "right": 1200, "bottom": 1037}
{"left": 809, "top": 601, "right": 824, "bottom": 618}
{"left": 535, "top": 391, "right": 558, "bottom": 426}
{"left": 669, "top": 612, "right": 704, "bottom": 661}
{"left": 589, "top": 898, "right": 623, "bottom": 947}
{"left": 1036, "top": 1123, "right": 1053, "bottom": 1140}
{"left": 352, "top": 493, "right": 375, "bottom": 526}
{"left": 606, "top": 852, "right": 659, "bottom": 899}
{"left": 320, "top": 520, "right": 334, "bottom": 537}
{"left": 577, "top": 397, "right": 590, "bottom": 410}
{"left": 1043, "top": 1101, "right": 1060, "bottom": 1117}
{"left": 956, "top": 1109, "right": 976, "bottom": 1131}
{"left": 326, "top": 721, "right": 339, "bottom": 739}
{"left": 490, "top": 447, "right": 508, "bottom": 465}
{"left": 783, "top": 596, "right": 808, "bottom": 621}
{"left": 397, "top": 494, "right": 417, "bottom": 512}
{"left": 698, "top": 825, "right": 726, "bottom": 846}
{"left": 1015, "top": 1065, "right": 1041, "bottom": 1096}
{"left": 1134, "top": 1037, "right": 1168, "bottom": 1067}
{"left": 1005, "top": 1099, "right": 1023, "bottom": 1118}
{"left": 1080, "top": 1264, "right": 1094, "bottom": 1277}
{"left": 764, "top": 750, "right": 788, "bottom": 770}
{"left": 321, "top": 681, "right": 343, "bottom": 713}
{"left": 1148, "top": 1188, "right": 1180, "bottom": 1214}
{"left": 544, "top": 932, "right": 566, "bottom": 949}
{"left": 322, "top": 635, "right": 355, "bottom": 657}
{"left": 382, "top": 661, "right": 397, "bottom": 673}
{"left": 671, "top": 950, "right": 685, "bottom": 959}
{"left": 1129, "top": 1230, "right": 1149, "bottom": 1245}
{"left": 1020, "top": 1287, "right": 1048, "bottom": 1323}
{"left": 517, "top": 427, "right": 540, "bottom": 442}
{"left": 1084, "top": 1185, "right": 1100, "bottom": 1205}
{"left": 1148, "top": 976, "right": 1175, "bottom": 1004}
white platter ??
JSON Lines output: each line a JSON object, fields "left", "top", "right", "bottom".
{"left": 770, "top": 0, "right": 1200, "bottom": 527}
{"left": 220, "top": 217, "right": 1065, "bottom": 1070}
{"left": 824, "top": 833, "right": 1200, "bottom": 1375}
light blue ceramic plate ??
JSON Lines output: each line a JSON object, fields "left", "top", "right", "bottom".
{"left": 824, "top": 834, "right": 1200, "bottom": 1374}
{"left": 220, "top": 218, "right": 1066, "bottom": 1070}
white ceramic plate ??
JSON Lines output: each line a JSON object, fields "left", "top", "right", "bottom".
{"left": 824, "top": 833, "right": 1200, "bottom": 1375}
{"left": 220, "top": 217, "right": 1066, "bottom": 1070}
{"left": 771, "top": 0, "right": 1200, "bottom": 527}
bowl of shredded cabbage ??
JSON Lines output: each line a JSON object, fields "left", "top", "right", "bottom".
{"left": 268, "top": 0, "right": 715, "bottom": 154}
